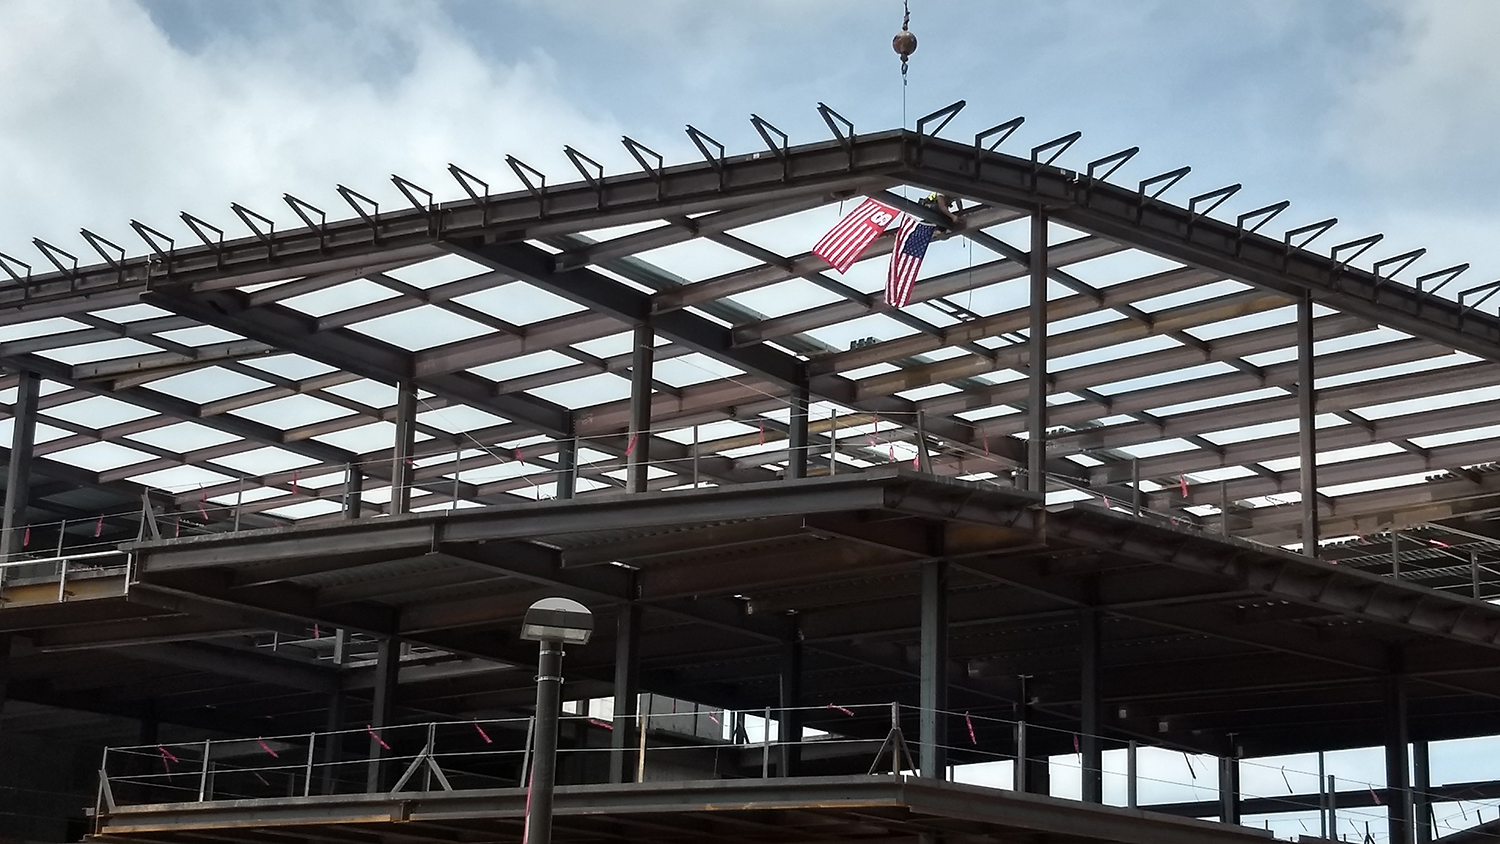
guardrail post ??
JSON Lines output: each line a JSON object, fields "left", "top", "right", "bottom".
{"left": 198, "top": 740, "right": 211, "bottom": 801}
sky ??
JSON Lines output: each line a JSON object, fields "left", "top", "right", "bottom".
{"left": 5, "top": 2, "right": 1500, "bottom": 838}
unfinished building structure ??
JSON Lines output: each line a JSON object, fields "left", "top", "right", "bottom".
{"left": 1, "top": 102, "right": 1499, "bottom": 843}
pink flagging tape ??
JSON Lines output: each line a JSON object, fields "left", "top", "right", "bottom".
{"left": 257, "top": 738, "right": 280, "bottom": 758}
{"left": 1369, "top": 785, "right": 1382, "bottom": 805}
{"left": 474, "top": 721, "right": 492, "bottom": 744}
{"left": 1073, "top": 733, "right": 1080, "bottom": 755}
{"left": 197, "top": 494, "right": 208, "bottom": 520}
{"left": 95, "top": 515, "right": 103, "bottom": 537}
{"left": 624, "top": 433, "right": 638, "bottom": 456}
{"left": 965, "top": 712, "right": 977, "bottom": 746}
{"left": 21, "top": 527, "right": 28, "bottom": 547}
{"left": 313, "top": 624, "right": 320, "bottom": 639}
{"left": 827, "top": 704, "right": 855, "bottom": 716}
{"left": 365, "top": 725, "right": 391, "bottom": 750}
{"left": 158, "top": 746, "right": 179, "bottom": 764}
{"left": 1179, "top": 475, "right": 1189, "bottom": 498}
{"left": 291, "top": 471, "right": 299, "bottom": 495}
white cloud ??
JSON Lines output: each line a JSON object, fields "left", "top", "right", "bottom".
{"left": 0, "top": 0, "right": 622, "bottom": 262}
{"left": 1329, "top": 0, "right": 1500, "bottom": 190}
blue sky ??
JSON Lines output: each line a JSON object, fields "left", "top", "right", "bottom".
{"left": 4, "top": 0, "right": 1499, "bottom": 273}
{"left": 4, "top": 2, "right": 1500, "bottom": 837}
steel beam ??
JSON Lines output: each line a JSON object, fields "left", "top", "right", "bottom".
{"left": 1, "top": 370, "right": 38, "bottom": 560}
{"left": 919, "top": 559, "right": 948, "bottom": 779}
{"left": 1219, "top": 755, "right": 1241, "bottom": 824}
{"left": 609, "top": 602, "right": 641, "bottom": 784}
{"left": 343, "top": 464, "right": 362, "bottom": 520}
{"left": 907, "top": 136, "right": 1500, "bottom": 362}
{"left": 627, "top": 324, "right": 654, "bottom": 494}
{"left": 367, "top": 636, "right": 400, "bottom": 793}
{"left": 1414, "top": 739, "right": 1432, "bottom": 844}
{"left": 1080, "top": 606, "right": 1103, "bottom": 803}
{"left": 779, "top": 631, "right": 803, "bottom": 777}
{"left": 392, "top": 379, "right": 417, "bottom": 515}
{"left": 555, "top": 437, "right": 577, "bottom": 500}
{"left": 1299, "top": 292, "right": 1320, "bottom": 557}
{"left": 1029, "top": 212, "right": 1048, "bottom": 496}
{"left": 787, "top": 377, "right": 810, "bottom": 481}
{"left": 1386, "top": 653, "right": 1412, "bottom": 844}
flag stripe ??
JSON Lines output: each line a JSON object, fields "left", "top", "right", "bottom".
{"left": 813, "top": 198, "right": 898, "bottom": 273}
{"left": 885, "top": 215, "right": 935, "bottom": 308}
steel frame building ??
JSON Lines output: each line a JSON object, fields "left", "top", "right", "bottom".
{"left": 1, "top": 101, "right": 1500, "bottom": 842}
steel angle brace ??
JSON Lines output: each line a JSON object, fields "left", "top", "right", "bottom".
{"left": 564, "top": 145, "right": 606, "bottom": 210}
{"left": 392, "top": 174, "right": 440, "bottom": 237}
{"left": 914, "top": 100, "right": 965, "bottom": 167}
{"left": 973, "top": 116, "right": 1024, "bottom": 180}
{"left": 817, "top": 102, "right": 857, "bottom": 170}
{"left": 390, "top": 724, "right": 454, "bottom": 794}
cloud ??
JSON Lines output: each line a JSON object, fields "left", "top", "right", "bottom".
{"left": 1329, "top": 0, "right": 1500, "bottom": 197}
{"left": 0, "top": 0, "right": 622, "bottom": 263}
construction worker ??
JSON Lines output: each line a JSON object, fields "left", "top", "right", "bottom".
{"left": 919, "top": 192, "right": 963, "bottom": 231}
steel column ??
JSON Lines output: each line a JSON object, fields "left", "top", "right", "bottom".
{"left": 1028, "top": 212, "right": 1049, "bottom": 496}
{"left": 1219, "top": 754, "right": 1241, "bottom": 824}
{"left": 778, "top": 633, "right": 803, "bottom": 777}
{"left": 555, "top": 437, "right": 578, "bottom": 500}
{"left": 787, "top": 377, "right": 809, "bottom": 480}
{"left": 1079, "top": 607, "right": 1103, "bottom": 803}
{"left": 0, "top": 633, "right": 10, "bottom": 729}
{"left": 1298, "top": 292, "right": 1319, "bottom": 556}
{"left": 627, "top": 324, "right": 654, "bottom": 494}
{"left": 609, "top": 603, "right": 641, "bottom": 783}
{"left": 919, "top": 559, "right": 949, "bottom": 779}
{"left": 1414, "top": 740, "right": 1432, "bottom": 844}
{"left": 320, "top": 630, "right": 348, "bottom": 794}
{"left": 342, "top": 464, "right": 362, "bottom": 520}
{"left": 2, "top": 371, "right": 39, "bottom": 560}
{"left": 366, "top": 636, "right": 399, "bottom": 793}
{"left": 1385, "top": 652, "right": 1412, "bottom": 844}
{"left": 391, "top": 380, "right": 417, "bottom": 515}
{"left": 1017, "top": 675, "right": 1049, "bottom": 795}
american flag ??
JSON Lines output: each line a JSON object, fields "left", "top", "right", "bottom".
{"left": 885, "top": 215, "right": 936, "bottom": 308}
{"left": 812, "top": 198, "right": 898, "bottom": 273}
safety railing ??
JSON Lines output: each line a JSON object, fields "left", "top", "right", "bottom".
{"left": 91, "top": 701, "right": 1490, "bottom": 844}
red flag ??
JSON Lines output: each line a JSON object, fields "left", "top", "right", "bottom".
{"left": 365, "top": 725, "right": 390, "bottom": 750}
{"left": 1179, "top": 475, "right": 1189, "bottom": 498}
{"left": 812, "top": 198, "right": 898, "bottom": 273}
{"left": 886, "top": 216, "right": 937, "bottom": 308}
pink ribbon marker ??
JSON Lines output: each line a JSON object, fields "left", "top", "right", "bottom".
{"left": 474, "top": 721, "right": 492, "bottom": 744}
{"left": 365, "top": 725, "right": 390, "bottom": 750}
{"left": 965, "top": 712, "right": 977, "bottom": 746}
{"left": 826, "top": 704, "right": 855, "bottom": 716}
{"left": 158, "top": 746, "right": 179, "bottom": 764}
{"left": 197, "top": 494, "right": 209, "bottom": 520}
{"left": 624, "top": 433, "right": 638, "bottom": 456}
{"left": 94, "top": 515, "right": 103, "bottom": 537}
{"left": 257, "top": 738, "right": 279, "bottom": 758}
